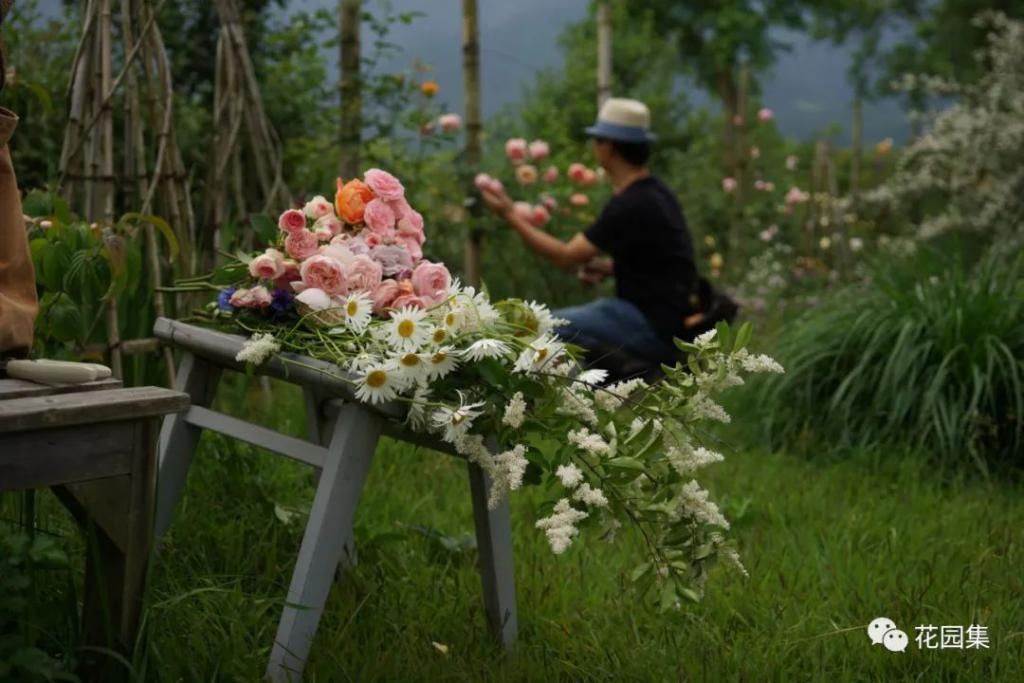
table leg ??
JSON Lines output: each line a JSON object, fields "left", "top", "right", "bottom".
{"left": 468, "top": 461, "right": 518, "bottom": 649}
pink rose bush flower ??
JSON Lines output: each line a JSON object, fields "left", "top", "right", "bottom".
{"left": 568, "top": 163, "right": 587, "bottom": 184}
{"left": 505, "top": 138, "right": 528, "bottom": 164}
{"left": 722, "top": 177, "right": 738, "bottom": 193}
{"left": 543, "top": 166, "right": 559, "bottom": 183}
{"left": 569, "top": 193, "right": 589, "bottom": 207}
{"left": 785, "top": 186, "right": 809, "bottom": 206}
{"left": 371, "top": 279, "right": 401, "bottom": 315}
{"left": 528, "top": 140, "right": 550, "bottom": 161}
{"left": 757, "top": 107, "right": 774, "bottom": 122}
{"left": 516, "top": 164, "right": 538, "bottom": 185}
{"left": 438, "top": 113, "right": 462, "bottom": 132}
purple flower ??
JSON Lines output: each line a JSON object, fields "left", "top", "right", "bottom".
{"left": 270, "top": 289, "right": 295, "bottom": 319}
{"left": 217, "top": 287, "right": 237, "bottom": 311}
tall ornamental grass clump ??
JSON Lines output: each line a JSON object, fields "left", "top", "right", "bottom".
{"left": 759, "top": 249, "right": 1024, "bottom": 473}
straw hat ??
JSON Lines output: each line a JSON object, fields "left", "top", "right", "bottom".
{"left": 585, "top": 97, "right": 656, "bottom": 143}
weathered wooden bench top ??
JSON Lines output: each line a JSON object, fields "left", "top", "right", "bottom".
{"left": 0, "top": 384, "right": 190, "bottom": 434}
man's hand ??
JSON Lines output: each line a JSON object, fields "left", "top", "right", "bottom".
{"left": 479, "top": 186, "right": 514, "bottom": 219}
{"left": 577, "top": 256, "right": 613, "bottom": 286}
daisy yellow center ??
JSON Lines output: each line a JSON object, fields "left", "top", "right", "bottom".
{"left": 432, "top": 351, "right": 447, "bottom": 364}
{"left": 433, "top": 329, "right": 447, "bottom": 343}
{"left": 397, "top": 319, "right": 415, "bottom": 338}
{"left": 536, "top": 348, "right": 549, "bottom": 362}
{"left": 452, "top": 413, "right": 465, "bottom": 425}
{"left": 366, "top": 369, "right": 388, "bottom": 388}
{"left": 445, "top": 312, "right": 456, "bottom": 326}
{"left": 400, "top": 353, "right": 420, "bottom": 367}
{"left": 347, "top": 301, "right": 359, "bottom": 316}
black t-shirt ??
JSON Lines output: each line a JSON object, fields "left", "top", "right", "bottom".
{"left": 583, "top": 176, "right": 698, "bottom": 340}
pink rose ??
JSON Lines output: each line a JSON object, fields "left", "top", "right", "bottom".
{"left": 754, "top": 180, "right": 766, "bottom": 191}
{"left": 474, "top": 173, "right": 504, "bottom": 194}
{"left": 411, "top": 260, "right": 451, "bottom": 304}
{"left": 515, "top": 164, "right": 538, "bottom": 185}
{"left": 530, "top": 205, "right": 551, "bottom": 228}
{"left": 278, "top": 208, "right": 307, "bottom": 235}
{"left": 229, "top": 286, "right": 272, "bottom": 308}
{"left": 785, "top": 187, "right": 808, "bottom": 206}
{"left": 364, "top": 232, "right": 383, "bottom": 248}
{"left": 371, "top": 280, "right": 402, "bottom": 315}
{"left": 757, "top": 108, "right": 774, "bottom": 122}
{"left": 337, "top": 233, "right": 371, "bottom": 257}
{"left": 364, "top": 168, "right": 405, "bottom": 202}
{"left": 528, "top": 140, "right": 550, "bottom": 161}
{"left": 722, "top": 177, "right": 738, "bottom": 193}
{"left": 581, "top": 168, "right": 598, "bottom": 186}
{"left": 505, "top": 138, "right": 528, "bottom": 164}
{"left": 274, "top": 259, "right": 301, "bottom": 291}
{"left": 364, "top": 198, "right": 397, "bottom": 234}
{"left": 543, "top": 166, "right": 559, "bottom": 183}
{"left": 392, "top": 293, "right": 428, "bottom": 310}
{"left": 285, "top": 229, "right": 320, "bottom": 260}
{"left": 249, "top": 248, "right": 285, "bottom": 280}
{"left": 318, "top": 243, "right": 355, "bottom": 265}
{"left": 300, "top": 254, "right": 348, "bottom": 295}
{"left": 371, "top": 244, "right": 414, "bottom": 277}
{"left": 345, "top": 254, "right": 383, "bottom": 293}
{"left": 541, "top": 194, "right": 558, "bottom": 210}
{"left": 396, "top": 209, "right": 425, "bottom": 245}
{"left": 399, "top": 236, "right": 423, "bottom": 262}
{"left": 568, "top": 163, "right": 587, "bottom": 184}
{"left": 314, "top": 214, "right": 344, "bottom": 237}
{"left": 303, "top": 195, "right": 333, "bottom": 219}
{"left": 569, "top": 193, "right": 589, "bottom": 207}
{"left": 295, "top": 287, "right": 333, "bottom": 311}
{"left": 438, "top": 113, "right": 462, "bottom": 132}
{"left": 314, "top": 224, "right": 335, "bottom": 241}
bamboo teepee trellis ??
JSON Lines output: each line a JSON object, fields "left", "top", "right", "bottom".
{"left": 200, "top": 0, "right": 291, "bottom": 265}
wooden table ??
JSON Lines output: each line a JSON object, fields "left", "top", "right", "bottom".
{"left": 0, "top": 377, "right": 189, "bottom": 663}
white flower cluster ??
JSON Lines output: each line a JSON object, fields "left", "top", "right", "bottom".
{"left": 666, "top": 444, "right": 724, "bottom": 476}
{"left": 673, "top": 481, "right": 730, "bottom": 530}
{"left": 502, "top": 391, "right": 527, "bottom": 428}
{"left": 235, "top": 332, "right": 280, "bottom": 365}
{"left": 535, "top": 499, "right": 589, "bottom": 554}
{"left": 567, "top": 427, "right": 611, "bottom": 456}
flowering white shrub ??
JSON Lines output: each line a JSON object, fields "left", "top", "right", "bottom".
{"left": 860, "top": 13, "right": 1024, "bottom": 252}
{"left": 188, "top": 170, "right": 783, "bottom": 609}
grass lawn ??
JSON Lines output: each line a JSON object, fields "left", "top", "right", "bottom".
{"left": 11, "top": 379, "right": 1024, "bottom": 681}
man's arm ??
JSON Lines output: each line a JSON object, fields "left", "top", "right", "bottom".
{"left": 481, "top": 187, "right": 599, "bottom": 270}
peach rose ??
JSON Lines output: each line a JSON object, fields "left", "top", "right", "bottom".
{"left": 363, "top": 198, "right": 397, "bottom": 235}
{"left": 345, "top": 254, "right": 384, "bottom": 293}
{"left": 229, "top": 286, "right": 272, "bottom": 308}
{"left": 371, "top": 279, "right": 402, "bottom": 315}
{"left": 581, "top": 168, "right": 598, "bottom": 186}
{"left": 364, "top": 168, "right": 405, "bottom": 202}
{"left": 285, "top": 229, "right": 320, "bottom": 260}
{"left": 335, "top": 178, "right": 375, "bottom": 225}
{"left": 249, "top": 248, "right": 285, "bottom": 280}
{"left": 300, "top": 254, "right": 348, "bottom": 296}
{"left": 411, "top": 260, "right": 451, "bottom": 304}
{"left": 515, "top": 164, "right": 538, "bottom": 185}
{"left": 474, "top": 173, "right": 504, "bottom": 194}
{"left": 278, "top": 208, "right": 307, "bottom": 235}
{"left": 505, "top": 138, "right": 528, "bottom": 164}
{"left": 392, "top": 293, "right": 428, "bottom": 310}
{"left": 303, "top": 195, "right": 333, "bottom": 219}
{"left": 569, "top": 193, "right": 589, "bottom": 207}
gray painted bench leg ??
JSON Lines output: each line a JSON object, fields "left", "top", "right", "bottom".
{"left": 155, "top": 353, "right": 220, "bottom": 539}
{"left": 266, "top": 403, "right": 382, "bottom": 682}
{"left": 468, "top": 462, "right": 518, "bottom": 649}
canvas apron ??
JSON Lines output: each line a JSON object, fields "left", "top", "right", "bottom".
{"left": 0, "top": 107, "right": 37, "bottom": 353}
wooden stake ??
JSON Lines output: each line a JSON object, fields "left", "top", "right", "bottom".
{"left": 596, "top": 2, "right": 612, "bottom": 109}
{"left": 462, "top": 0, "right": 483, "bottom": 289}
{"left": 338, "top": 0, "right": 362, "bottom": 180}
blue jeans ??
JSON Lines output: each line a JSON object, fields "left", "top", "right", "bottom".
{"left": 553, "top": 298, "right": 677, "bottom": 364}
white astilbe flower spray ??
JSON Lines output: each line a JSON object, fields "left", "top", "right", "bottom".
{"left": 488, "top": 444, "right": 530, "bottom": 509}
{"left": 688, "top": 392, "right": 731, "bottom": 423}
{"left": 567, "top": 427, "right": 611, "bottom": 456}
{"left": 462, "top": 338, "right": 512, "bottom": 361}
{"left": 595, "top": 377, "right": 647, "bottom": 411}
{"left": 694, "top": 329, "right": 718, "bottom": 348}
{"left": 572, "top": 482, "right": 609, "bottom": 508}
{"left": 736, "top": 349, "right": 785, "bottom": 374}
{"left": 666, "top": 445, "right": 724, "bottom": 476}
{"left": 674, "top": 481, "right": 730, "bottom": 529}
{"left": 555, "top": 463, "right": 584, "bottom": 488}
{"left": 535, "top": 498, "right": 589, "bottom": 554}
{"left": 502, "top": 391, "right": 527, "bottom": 428}
{"left": 556, "top": 387, "right": 598, "bottom": 426}
{"left": 235, "top": 333, "right": 280, "bottom": 365}
{"left": 387, "top": 306, "right": 430, "bottom": 352}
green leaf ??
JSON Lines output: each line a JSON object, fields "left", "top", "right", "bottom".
{"left": 605, "top": 456, "right": 645, "bottom": 471}
{"left": 629, "top": 562, "right": 652, "bottom": 583}
{"left": 250, "top": 213, "right": 279, "bottom": 245}
{"left": 734, "top": 321, "right": 753, "bottom": 352}
{"left": 46, "top": 294, "right": 83, "bottom": 342}
{"left": 121, "top": 212, "right": 179, "bottom": 260}
{"left": 41, "top": 242, "right": 71, "bottom": 292}
{"left": 658, "top": 580, "right": 678, "bottom": 612}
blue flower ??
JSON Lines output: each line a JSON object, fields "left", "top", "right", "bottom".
{"left": 217, "top": 287, "right": 237, "bottom": 311}
{"left": 270, "top": 289, "right": 295, "bottom": 319}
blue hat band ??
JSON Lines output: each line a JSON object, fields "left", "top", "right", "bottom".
{"left": 584, "top": 120, "right": 655, "bottom": 143}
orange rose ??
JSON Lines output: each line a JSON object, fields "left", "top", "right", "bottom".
{"left": 334, "top": 177, "right": 375, "bottom": 225}
{"left": 421, "top": 80, "right": 439, "bottom": 97}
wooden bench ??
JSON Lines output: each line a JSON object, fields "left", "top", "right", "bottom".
{"left": 0, "top": 378, "right": 189, "bottom": 670}
{"left": 152, "top": 317, "right": 517, "bottom": 682}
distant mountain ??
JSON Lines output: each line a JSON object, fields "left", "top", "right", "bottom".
{"left": 34, "top": 0, "right": 911, "bottom": 143}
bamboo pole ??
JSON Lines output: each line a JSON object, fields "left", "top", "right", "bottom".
{"left": 596, "top": 2, "right": 612, "bottom": 109}
{"left": 99, "top": 0, "right": 114, "bottom": 222}
{"left": 851, "top": 96, "right": 863, "bottom": 205}
{"left": 462, "top": 0, "right": 483, "bottom": 289}
{"left": 338, "top": 0, "right": 362, "bottom": 179}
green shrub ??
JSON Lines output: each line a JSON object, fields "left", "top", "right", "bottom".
{"left": 758, "top": 248, "right": 1024, "bottom": 473}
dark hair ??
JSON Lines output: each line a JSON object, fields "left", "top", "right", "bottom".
{"left": 609, "top": 139, "right": 651, "bottom": 167}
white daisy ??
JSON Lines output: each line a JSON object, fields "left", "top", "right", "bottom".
{"left": 347, "top": 352, "right": 380, "bottom": 374}
{"left": 425, "top": 346, "right": 460, "bottom": 380}
{"left": 387, "top": 306, "right": 430, "bottom": 352}
{"left": 526, "top": 301, "right": 568, "bottom": 335}
{"left": 405, "top": 384, "right": 432, "bottom": 430}
{"left": 354, "top": 362, "right": 399, "bottom": 405}
{"left": 462, "top": 338, "right": 512, "bottom": 362}
{"left": 441, "top": 305, "right": 466, "bottom": 332}
{"left": 513, "top": 334, "right": 565, "bottom": 373}
{"left": 575, "top": 368, "right": 608, "bottom": 386}
{"left": 428, "top": 325, "right": 451, "bottom": 347}
{"left": 431, "top": 392, "right": 485, "bottom": 443}
{"left": 394, "top": 350, "right": 429, "bottom": 386}
{"left": 342, "top": 291, "right": 373, "bottom": 333}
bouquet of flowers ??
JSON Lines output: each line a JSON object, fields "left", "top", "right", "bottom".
{"left": 186, "top": 168, "right": 783, "bottom": 609}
